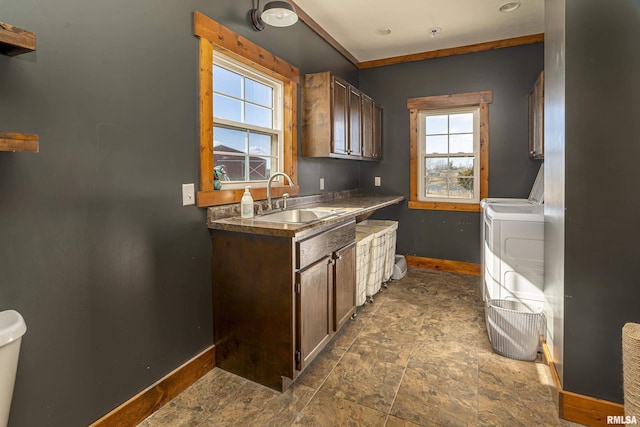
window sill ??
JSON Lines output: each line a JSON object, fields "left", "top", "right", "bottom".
{"left": 408, "top": 200, "right": 480, "bottom": 212}
{"left": 197, "top": 186, "right": 300, "bottom": 207}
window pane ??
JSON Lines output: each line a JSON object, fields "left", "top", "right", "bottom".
{"left": 245, "top": 104, "right": 272, "bottom": 128}
{"left": 246, "top": 78, "right": 273, "bottom": 108}
{"left": 425, "top": 174, "right": 447, "bottom": 197}
{"left": 448, "top": 175, "right": 473, "bottom": 199}
{"left": 450, "top": 133, "right": 473, "bottom": 153}
{"left": 426, "top": 115, "right": 448, "bottom": 135}
{"left": 213, "top": 66, "right": 242, "bottom": 98}
{"left": 248, "top": 132, "right": 273, "bottom": 157}
{"left": 214, "top": 126, "right": 247, "bottom": 153}
{"left": 449, "top": 113, "right": 473, "bottom": 134}
{"left": 214, "top": 94, "right": 242, "bottom": 122}
{"left": 426, "top": 135, "right": 448, "bottom": 154}
{"left": 214, "top": 154, "right": 246, "bottom": 182}
{"left": 450, "top": 156, "right": 474, "bottom": 170}
{"left": 249, "top": 156, "right": 270, "bottom": 180}
{"left": 450, "top": 157, "right": 474, "bottom": 199}
{"left": 425, "top": 157, "right": 449, "bottom": 174}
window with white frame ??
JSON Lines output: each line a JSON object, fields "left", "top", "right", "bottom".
{"left": 213, "top": 53, "right": 283, "bottom": 187}
{"left": 418, "top": 107, "right": 480, "bottom": 203}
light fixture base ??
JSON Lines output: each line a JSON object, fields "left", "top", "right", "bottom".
{"left": 249, "top": 8, "right": 265, "bottom": 31}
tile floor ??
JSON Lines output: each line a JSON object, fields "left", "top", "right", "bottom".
{"left": 138, "top": 268, "right": 580, "bottom": 427}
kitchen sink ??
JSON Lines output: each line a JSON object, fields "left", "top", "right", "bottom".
{"left": 257, "top": 208, "right": 344, "bottom": 224}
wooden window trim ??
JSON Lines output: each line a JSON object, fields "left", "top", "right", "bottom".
{"left": 408, "top": 91, "right": 492, "bottom": 212}
{"left": 193, "top": 11, "right": 300, "bottom": 207}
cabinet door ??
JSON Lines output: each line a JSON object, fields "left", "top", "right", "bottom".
{"left": 361, "top": 95, "right": 374, "bottom": 159}
{"left": 333, "top": 242, "right": 356, "bottom": 331}
{"left": 528, "top": 71, "right": 544, "bottom": 159}
{"left": 348, "top": 87, "right": 362, "bottom": 157}
{"left": 331, "top": 77, "right": 348, "bottom": 156}
{"left": 296, "top": 256, "right": 333, "bottom": 371}
{"left": 372, "top": 103, "right": 383, "bottom": 159}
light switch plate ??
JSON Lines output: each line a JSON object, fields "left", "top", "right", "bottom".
{"left": 182, "top": 183, "right": 195, "bottom": 206}
{"left": 320, "top": 178, "right": 325, "bottom": 190}
{"left": 375, "top": 176, "right": 381, "bottom": 187}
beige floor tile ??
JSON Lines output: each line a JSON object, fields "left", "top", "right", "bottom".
{"left": 390, "top": 366, "right": 478, "bottom": 426}
{"left": 320, "top": 352, "right": 405, "bottom": 413}
{"left": 292, "top": 390, "right": 387, "bottom": 427}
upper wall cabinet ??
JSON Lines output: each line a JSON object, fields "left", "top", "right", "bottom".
{"left": 302, "top": 72, "right": 382, "bottom": 161}
{"left": 528, "top": 71, "right": 544, "bottom": 159}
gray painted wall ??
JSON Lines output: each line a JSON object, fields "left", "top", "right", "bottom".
{"left": 544, "top": 0, "right": 566, "bottom": 385}
{"left": 560, "top": 0, "right": 640, "bottom": 403}
{"left": 358, "top": 45, "right": 544, "bottom": 262}
{"left": 0, "top": 1, "right": 357, "bottom": 425}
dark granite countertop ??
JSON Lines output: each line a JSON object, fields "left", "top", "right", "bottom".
{"left": 207, "top": 190, "right": 405, "bottom": 238}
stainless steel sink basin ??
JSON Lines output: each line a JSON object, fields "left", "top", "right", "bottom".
{"left": 257, "top": 208, "right": 344, "bottom": 224}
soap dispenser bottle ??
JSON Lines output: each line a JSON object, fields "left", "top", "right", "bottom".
{"left": 241, "top": 186, "right": 254, "bottom": 219}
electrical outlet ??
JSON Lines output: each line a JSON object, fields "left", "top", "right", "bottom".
{"left": 182, "top": 183, "right": 195, "bottom": 206}
{"left": 375, "top": 176, "right": 381, "bottom": 187}
{"left": 320, "top": 178, "right": 325, "bottom": 190}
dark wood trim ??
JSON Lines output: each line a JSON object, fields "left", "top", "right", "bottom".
{"left": 408, "top": 200, "right": 481, "bottom": 212}
{"left": 0, "top": 132, "right": 39, "bottom": 153}
{"left": 0, "top": 21, "right": 36, "bottom": 56}
{"left": 405, "top": 255, "right": 480, "bottom": 276}
{"left": 542, "top": 341, "right": 625, "bottom": 427}
{"left": 198, "top": 38, "right": 214, "bottom": 193}
{"left": 89, "top": 346, "right": 216, "bottom": 427}
{"left": 288, "top": 1, "right": 359, "bottom": 66}
{"left": 479, "top": 103, "right": 489, "bottom": 201}
{"left": 358, "top": 33, "right": 544, "bottom": 69}
{"left": 407, "top": 91, "right": 493, "bottom": 110}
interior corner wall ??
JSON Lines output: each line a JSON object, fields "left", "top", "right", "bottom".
{"left": 543, "top": 0, "right": 566, "bottom": 385}
{"left": 0, "top": 1, "right": 357, "bottom": 425}
{"left": 358, "top": 44, "right": 544, "bottom": 263}
{"left": 562, "top": 0, "right": 640, "bottom": 403}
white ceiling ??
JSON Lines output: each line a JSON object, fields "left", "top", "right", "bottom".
{"left": 292, "top": 0, "right": 544, "bottom": 63}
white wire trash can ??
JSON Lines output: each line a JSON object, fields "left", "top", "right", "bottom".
{"left": 485, "top": 299, "right": 544, "bottom": 361}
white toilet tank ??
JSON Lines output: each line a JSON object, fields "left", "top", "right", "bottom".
{"left": 0, "top": 310, "right": 27, "bottom": 427}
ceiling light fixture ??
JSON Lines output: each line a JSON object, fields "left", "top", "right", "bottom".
{"left": 429, "top": 27, "right": 442, "bottom": 38}
{"left": 499, "top": 2, "right": 521, "bottom": 13}
{"left": 250, "top": 0, "right": 298, "bottom": 31}
{"left": 375, "top": 27, "right": 392, "bottom": 36}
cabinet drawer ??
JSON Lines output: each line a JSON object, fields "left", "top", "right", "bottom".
{"left": 296, "top": 221, "right": 356, "bottom": 270}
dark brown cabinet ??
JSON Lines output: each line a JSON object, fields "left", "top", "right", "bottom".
{"left": 296, "top": 255, "right": 332, "bottom": 371}
{"left": 529, "top": 71, "right": 544, "bottom": 159}
{"left": 348, "top": 87, "right": 362, "bottom": 157}
{"left": 211, "top": 219, "right": 356, "bottom": 391}
{"left": 302, "top": 71, "right": 381, "bottom": 161}
{"left": 362, "top": 95, "right": 382, "bottom": 160}
{"left": 332, "top": 78, "right": 349, "bottom": 156}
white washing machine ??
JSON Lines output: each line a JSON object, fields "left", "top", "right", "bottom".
{"left": 481, "top": 165, "right": 544, "bottom": 312}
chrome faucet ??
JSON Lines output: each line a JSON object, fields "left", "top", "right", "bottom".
{"left": 267, "top": 172, "right": 294, "bottom": 211}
